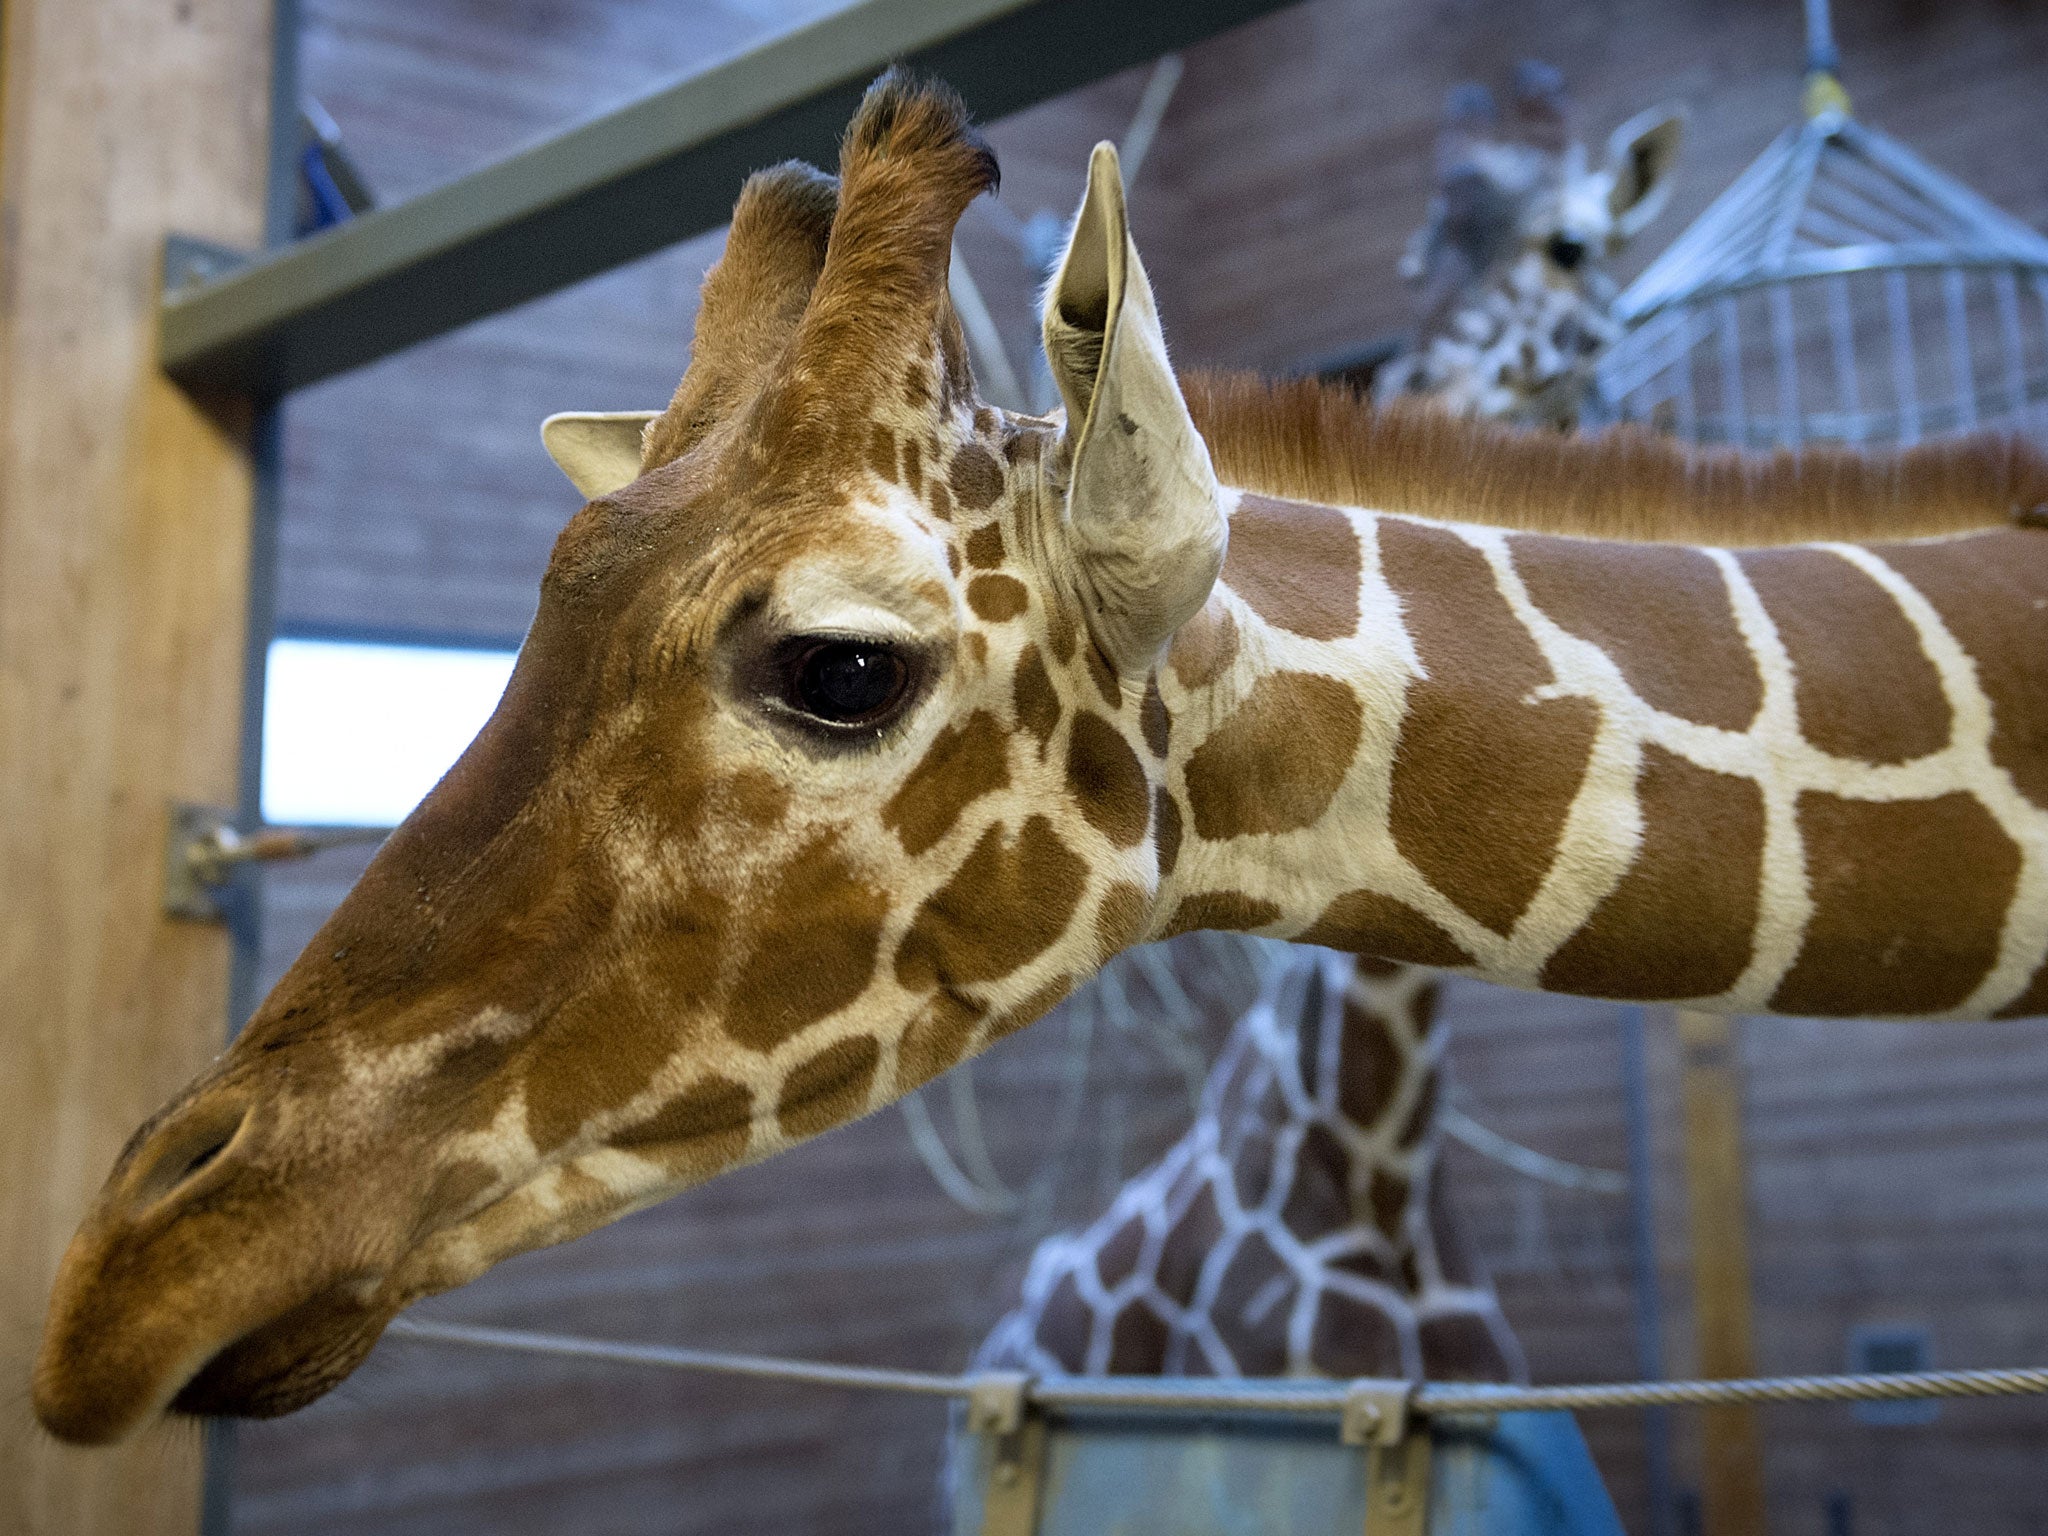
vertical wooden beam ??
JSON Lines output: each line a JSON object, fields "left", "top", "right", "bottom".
{"left": 1675, "top": 1010, "right": 1769, "bottom": 1536}
{"left": 0, "top": 2, "right": 273, "bottom": 1533}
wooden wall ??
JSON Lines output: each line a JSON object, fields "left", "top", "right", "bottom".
{"left": 0, "top": 1, "right": 275, "bottom": 1534}
{"left": 232, "top": 1, "right": 2048, "bottom": 1533}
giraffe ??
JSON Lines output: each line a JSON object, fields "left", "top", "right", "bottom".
{"left": 975, "top": 949, "right": 1523, "bottom": 1383}
{"left": 34, "top": 72, "right": 2048, "bottom": 1448}
{"left": 1373, "top": 60, "right": 1684, "bottom": 428}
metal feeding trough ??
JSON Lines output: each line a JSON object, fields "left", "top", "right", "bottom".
{"left": 951, "top": 1378, "right": 1622, "bottom": 1536}
{"left": 1594, "top": 0, "right": 2048, "bottom": 448}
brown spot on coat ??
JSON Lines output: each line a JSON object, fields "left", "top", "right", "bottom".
{"left": 1770, "top": 791, "right": 2022, "bottom": 1016}
{"left": 928, "top": 480, "right": 954, "bottom": 523}
{"left": 522, "top": 887, "right": 731, "bottom": 1153}
{"left": 1093, "top": 881, "right": 1148, "bottom": 963}
{"left": 1368, "top": 1167, "right": 1410, "bottom": 1236}
{"left": 725, "top": 769, "right": 789, "bottom": 829}
{"left": 1158, "top": 1185, "right": 1224, "bottom": 1304}
{"left": 1879, "top": 530, "right": 2048, "bottom": 806}
{"left": 1420, "top": 1312, "right": 1515, "bottom": 1384}
{"left": 1108, "top": 1301, "right": 1170, "bottom": 1372}
{"left": 1540, "top": 746, "right": 1765, "bottom": 1000}
{"left": 964, "top": 520, "right": 1005, "bottom": 568}
{"left": 1514, "top": 537, "right": 1761, "bottom": 731}
{"left": 901, "top": 433, "right": 924, "bottom": 498}
{"left": 1038, "top": 1274, "right": 1092, "bottom": 1372}
{"left": 1046, "top": 596, "right": 1078, "bottom": 664}
{"left": 611, "top": 1075, "right": 753, "bottom": 1177}
{"left": 1184, "top": 671, "right": 1362, "bottom": 838}
{"left": 895, "top": 816, "right": 1088, "bottom": 991}
{"left": 1311, "top": 1292, "right": 1405, "bottom": 1378}
{"left": 1085, "top": 645, "right": 1121, "bottom": 708}
{"left": 1097, "top": 1216, "right": 1146, "bottom": 1289}
{"left": 903, "top": 361, "right": 930, "bottom": 409}
{"left": 1169, "top": 601, "right": 1237, "bottom": 688}
{"left": 1140, "top": 675, "right": 1171, "bottom": 757}
{"left": 1740, "top": 546, "right": 1950, "bottom": 763}
{"left": 946, "top": 544, "right": 962, "bottom": 576}
{"left": 967, "top": 573, "right": 1028, "bottom": 622}
{"left": 1769, "top": 794, "right": 2023, "bottom": 1024}
{"left": 1154, "top": 791, "right": 1183, "bottom": 879}
{"left": 777, "top": 1035, "right": 881, "bottom": 1140}
{"left": 1296, "top": 890, "right": 1473, "bottom": 968}
{"left": 1210, "top": 1231, "right": 1293, "bottom": 1375}
{"left": 949, "top": 443, "right": 1004, "bottom": 510}
{"left": 1336, "top": 999, "right": 1406, "bottom": 1126}
{"left": 1065, "top": 713, "right": 1150, "bottom": 847}
{"left": 881, "top": 709, "right": 1009, "bottom": 856}
{"left": 1013, "top": 643, "right": 1060, "bottom": 747}
{"left": 984, "top": 974, "right": 1075, "bottom": 1040}
{"left": 1162, "top": 891, "right": 1282, "bottom": 936}
{"left": 1222, "top": 494, "right": 1362, "bottom": 640}
{"left": 866, "top": 422, "right": 898, "bottom": 484}
{"left": 1380, "top": 517, "right": 1598, "bottom": 935}
{"left": 895, "top": 990, "right": 985, "bottom": 1091}
{"left": 728, "top": 842, "right": 888, "bottom": 1051}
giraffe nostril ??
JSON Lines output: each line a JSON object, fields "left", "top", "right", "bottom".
{"left": 128, "top": 1101, "right": 251, "bottom": 1210}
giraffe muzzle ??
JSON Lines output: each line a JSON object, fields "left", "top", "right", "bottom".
{"left": 32, "top": 1078, "right": 409, "bottom": 1444}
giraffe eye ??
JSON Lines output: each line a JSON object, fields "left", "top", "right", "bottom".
{"left": 785, "top": 639, "right": 911, "bottom": 727}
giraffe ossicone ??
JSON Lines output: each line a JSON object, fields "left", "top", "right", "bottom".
{"left": 34, "top": 70, "right": 2048, "bottom": 1448}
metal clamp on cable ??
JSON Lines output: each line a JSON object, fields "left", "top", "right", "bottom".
{"left": 1343, "top": 1380, "right": 1431, "bottom": 1536}
{"left": 967, "top": 1372, "right": 1045, "bottom": 1536}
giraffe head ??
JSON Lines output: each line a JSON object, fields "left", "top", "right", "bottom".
{"left": 1400, "top": 61, "right": 1684, "bottom": 312}
{"left": 1382, "top": 62, "right": 1684, "bottom": 424}
{"left": 35, "top": 73, "right": 1228, "bottom": 1445}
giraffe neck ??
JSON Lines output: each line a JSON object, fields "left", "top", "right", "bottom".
{"left": 1149, "top": 491, "right": 2048, "bottom": 1020}
{"left": 978, "top": 948, "right": 1521, "bottom": 1382}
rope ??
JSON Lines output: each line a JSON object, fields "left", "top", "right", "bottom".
{"left": 387, "top": 1318, "right": 2048, "bottom": 1416}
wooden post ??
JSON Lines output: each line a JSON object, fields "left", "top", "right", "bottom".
{"left": 1675, "top": 1010, "right": 1768, "bottom": 1535}
{"left": 0, "top": 2, "right": 273, "bottom": 1532}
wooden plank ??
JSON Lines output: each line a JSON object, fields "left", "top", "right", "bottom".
{"left": 1675, "top": 1010, "right": 1768, "bottom": 1536}
{"left": 0, "top": 0, "right": 274, "bottom": 1531}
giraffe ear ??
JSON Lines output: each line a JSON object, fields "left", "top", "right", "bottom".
{"left": 1043, "top": 142, "right": 1226, "bottom": 673}
{"left": 540, "top": 411, "right": 659, "bottom": 500}
{"left": 1603, "top": 104, "right": 1685, "bottom": 241}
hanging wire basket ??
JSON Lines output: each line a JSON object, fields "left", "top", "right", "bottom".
{"left": 1593, "top": 4, "right": 2048, "bottom": 448}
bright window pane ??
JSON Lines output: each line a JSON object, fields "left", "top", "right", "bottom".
{"left": 261, "top": 638, "right": 517, "bottom": 827}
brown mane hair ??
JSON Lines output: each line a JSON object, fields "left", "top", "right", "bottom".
{"left": 1182, "top": 371, "right": 2048, "bottom": 546}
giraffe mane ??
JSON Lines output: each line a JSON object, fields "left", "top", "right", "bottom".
{"left": 1183, "top": 370, "right": 2048, "bottom": 546}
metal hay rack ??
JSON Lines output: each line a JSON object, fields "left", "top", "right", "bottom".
{"left": 1594, "top": 0, "right": 2048, "bottom": 449}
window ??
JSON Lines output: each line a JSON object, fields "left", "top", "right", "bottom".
{"left": 260, "top": 637, "right": 517, "bottom": 827}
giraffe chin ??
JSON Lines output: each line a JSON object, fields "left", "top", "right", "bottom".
{"left": 168, "top": 1282, "right": 400, "bottom": 1424}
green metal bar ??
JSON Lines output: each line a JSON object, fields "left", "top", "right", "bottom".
{"left": 161, "top": 0, "right": 1302, "bottom": 396}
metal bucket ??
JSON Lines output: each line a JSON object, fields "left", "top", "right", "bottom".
{"left": 952, "top": 1391, "right": 1622, "bottom": 1536}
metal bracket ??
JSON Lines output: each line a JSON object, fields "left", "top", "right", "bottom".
{"left": 968, "top": 1372, "right": 1045, "bottom": 1536}
{"left": 1344, "top": 1380, "right": 1431, "bottom": 1536}
{"left": 161, "top": 234, "right": 253, "bottom": 300}
{"left": 1341, "top": 1378, "right": 1417, "bottom": 1447}
{"left": 163, "top": 801, "right": 389, "bottom": 922}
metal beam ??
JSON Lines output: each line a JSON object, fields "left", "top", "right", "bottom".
{"left": 161, "top": 0, "right": 1303, "bottom": 396}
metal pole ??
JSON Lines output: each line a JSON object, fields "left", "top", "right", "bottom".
{"left": 1621, "top": 1007, "right": 1677, "bottom": 1536}
{"left": 1804, "top": 0, "right": 1840, "bottom": 77}
{"left": 201, "top": 1, "right": 300, "bottom": 1528}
